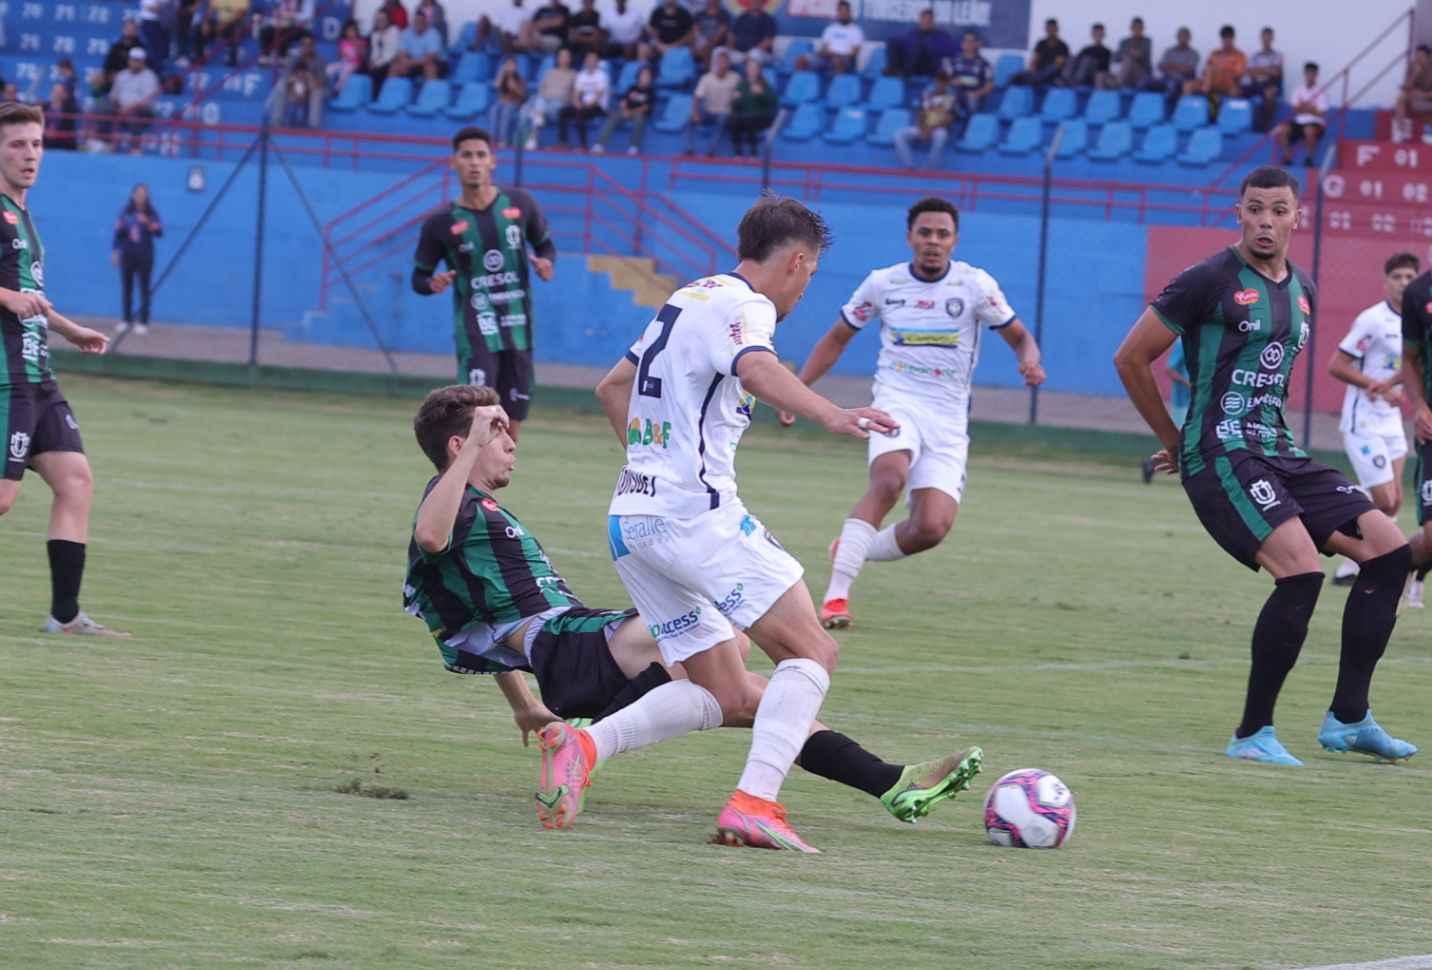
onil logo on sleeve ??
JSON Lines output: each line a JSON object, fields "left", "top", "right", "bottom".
{"left": 648, "top": 607, "right": 702, "bottom": 641}
{"left": 1248, "top": 479, "right": 1280, "bottom": 510}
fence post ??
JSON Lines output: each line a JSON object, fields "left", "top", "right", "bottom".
{"left": 249, "top": 119, "right": 270, "bottom": 370}
{"left": 1030, "top": 125, "right": 1064, "bottom": 425}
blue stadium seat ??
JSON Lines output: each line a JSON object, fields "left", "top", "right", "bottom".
{"left": 1132, "top": 123, "right": 1177, "bottom": 163}
{"left": 1087, "top": 120, "right": 1132, "bottom": 160}
{"left": 1083, "top": 88, "right": 1120, "bottom": 124}
{"left": 866, "top": 107, "right": 911, "bottom": 146}
{"left": 823, "top": 107, "right": 867, "bottom": 143}
{"left": 444, "top": 81, "right": 491, "bottom": 119}
{"left": 651, "top": 93, "right": 692, "bottom": 133}
{"left": 998, "top": 115, "right": 1043, "bottom": 155}
{"left": 956, "top": 113, "right": 998, "bottom": 152}
{"left": 1217, "top": 98, "right": 1253, "bottom": 134}
{"left": 367, "top": 77, "right": 413, "bottom": 114}
{"left": 782, "top": 70, "right": 820, "bottom": 106}
{"left": 997, "top": 85, "right": 1034, "bottom": 119}
{"left": 1039, "top": 87, "right": 1077, "bottom": 123}
{"left": 1127, "top": 91, "right": 1165, "bottom": 129}
{"left": 993, "top": 53, "right": 1024, "bottom": 88}
{"left": 615, "top": 59, "right": 642, "bottom": 93}
{"left": 1053, "top": 118, "right": 1087, "bottom": 157}
{"left": 866, "top": 75, "right": 904, "bottom": 111}
{"left": 407, "top": 79, "right": 451, "bottom": 117}
{"left": 781, "top": 101, "right": 824, "bottom": 140}
{"left": 451, "top": 22, "right": 477, "bottom": 53}
{"left": 1178, "top": 126, "right": 1224, "bottom": 165}
{"left": 657, "top": 47, "right": 695, "bottom": 88}
{"left": 452, "top": 51, "right": 489, "bottom": 85}
{"left": 861, "top": 45, "right": 887, "bottom": 80}
{"left": 781, "top": 38, "right": 815, "bottom": 73}
{"left": 1171, "top": 95, "right": 1208, "bottom": 132}
{"left": 824, "top": 73, "right": 861, "bottom": 108}
{"left": 328, "top": 73, "right": 371, "bottom": 112}
{"left": 535, "top": 52, "right": 556, "bottom": 80}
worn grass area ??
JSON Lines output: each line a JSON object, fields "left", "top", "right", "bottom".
{"left": 2, "top": 376, "right": 1430, "bottom": 970}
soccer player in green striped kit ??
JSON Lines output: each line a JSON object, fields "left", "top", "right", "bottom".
{"left": 413, "top": 127, "right": 556, "bottom": 441}
{"left": 1115, "top": 166, "right": 1416, "bottom": 765}
{"left": 0, "top": 101, "right": 127, "bottom": 637}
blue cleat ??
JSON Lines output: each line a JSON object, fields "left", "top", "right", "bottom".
{"left": 1318, "top": 712, "right": 1418, "bottom": 762}
{"left": 1226, "top": 726, "right": 1304, "bottom": 765}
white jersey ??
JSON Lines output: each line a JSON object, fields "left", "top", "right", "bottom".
{"left": 608, "top": 273, "right": 774, "bottom": 519}
{"left": 1337, "top": 300, "right": 1405, "bottom": 436}
{"left": 842, "top": 260, "right": 1016, "bottom": 426}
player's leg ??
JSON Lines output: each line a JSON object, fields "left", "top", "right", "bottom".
{"left": 494, "top": 349, "right": 532, "bottom": 442}
{"left": 1334, "top": 432, "right": 1395, "bottom": 583}
{"left": 0, "top": 383, "right": 30, "bottom": 515}
{"left": 821, "top": 449, "right": 909, "bottom": 627}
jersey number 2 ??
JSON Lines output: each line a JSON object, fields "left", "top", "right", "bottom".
{"left": 637, "top": 303, "right": 682, "bottom": 399}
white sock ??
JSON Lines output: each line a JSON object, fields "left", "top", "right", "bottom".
{"left": 866, "top": 523, "right": 907, "bottom": 562}
{"left": 1334, "top": 558, "right": 1360, "bottom": 580}
{"left": 824, "top": 518, "right": 876, "bottom": 601}
{"left": 736, "top": 658, "right": 831, "bottom": 801}
{"left": 585, "top": 680, "right": 722, "bottom": 765}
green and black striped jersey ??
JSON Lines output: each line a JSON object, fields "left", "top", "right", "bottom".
{"left": 0, "top": 193, "right": 53, "bottom": 388}
{"left": 1151, "top": 246, "right": 1315, "bottom": 478}
{"left": 1401, "top": 270, "right": 1432, "bottom": 404}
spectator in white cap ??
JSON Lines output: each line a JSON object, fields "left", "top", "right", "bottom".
{"left": 98, "top": 47, "right": 159, "bottom": 153}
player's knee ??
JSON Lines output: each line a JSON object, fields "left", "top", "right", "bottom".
{"left": 715, "top": 680, "right": 761, "bottom": 726}
{"left": 732, "top": 630, "right": 754, "bottom": 663}
{"left": 795, "top": 629, "right": 839, "bottom": 673}
{"left": 1362, "top": 542, "right": 1413, "bottom": 582}
{"left": 0, "top": 488, "right": 17, "bottom": 516}
{"left": 1377, "top": 494, "right": 1401, "bottom": 517}
{"left": 905, "top": 519, "right": 951, "bottom": 552}
{"left": 55, "top": 468, "right": 94, "bottom": 505}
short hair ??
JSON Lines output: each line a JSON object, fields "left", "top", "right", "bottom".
{"left": 1386, "top": 252, "right": 1420, "bottom": 275}
{"left": 1045, "top": 17, "right": 1058, "bottom": 27}
{"left": 1239, "top": 165, "right": 1301, "bottom": 199}
{"left": 1419, "top": 44, "right": 1431, "bottom": 55}
{"left": 1304, "top": 61, "right": 1318, "bottom": 73}
{"left": 1261, "top": 26, "right": 1274, "bottom": 34}
{"left": 452, "top": 126, "right": 492, "bottom": 151}
{"left": 1092, "top": 23, "right": 1104, "bottom": 32}
{"left": 414, "top": 384, "right": 501, "bottom": 471}
{"left": 736, "top": 193, "right": 833, "bottom": 261}
{"left": 1219, "top": 24, "right": 1235, "bottom": 38}
{"left": 1131, "top": 16, "right": 1144, "bottom": 26}
{"left": 907, "top": 196, "right": 959, "bottom": 232}
{"left": 0, "top": 101, "right": 44, "bottom": 131}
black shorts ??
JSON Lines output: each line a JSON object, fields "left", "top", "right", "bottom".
{"left": 1, "top": 381, "right": 84, "bottom": 481}
{"left": 1413, "top": 439, "right": 1432, "bottom": 526}
{"left": 526, "top": 607, "right": 636, "bottom": 718}
{"left": 1182, "top": 452, "right": 1376, "bottom": 570}
{"left": 459, "top": 348, "right": 533, "bottom": 422}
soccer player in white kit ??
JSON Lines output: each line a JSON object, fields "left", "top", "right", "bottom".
{"left": 1329, "top": 252, "right": 1421, "bottom": 598}
{"left": 540, "top": 195, "right": 902, "bottom": 852}
{"left": 779, "top": 197, "right": 1045, "bottom": 628}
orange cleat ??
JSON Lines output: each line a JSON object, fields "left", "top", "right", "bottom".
{"left": 713, "top": 791, "right": 820, "bottom": 853}
{"left": 819, "top": 598, "right": 852, "bottom": 630}
{"left": 534, "top": 722, "right": 596, "bottom": 830}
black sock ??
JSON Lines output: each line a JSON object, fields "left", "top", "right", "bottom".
{"left": 594, "top": 663, "right": 673, "bottom": 721}
{"left": 1236, "top": 572, "right": 1323, "bottom": 738}
{"left": 796, "top": 729, "right": 903, "bottom": 798}
{"left": 1416, "top": 558, "right": 1432, "bottom": 582}
{"left": 46, "top": 539, "right": 86, "bottom": 624}
{"left": 1330, "top": 544, "right": 1412, "bottom": 724}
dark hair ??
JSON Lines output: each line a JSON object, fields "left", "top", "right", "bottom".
{"left": 1304, "top": 61, "right": 1318, "bottom": 73}
{"left": 736, "top": 193, "right": 833, "bottom": 261}
{"left": 414, "top": 384, "right": 501, "bottom": 471}
{"left": 1045, "top": 17, "right": 1058, "bottom": 27}
{"left": 1386, "top": 252, "right": 1420, "bottom": 275}
{"left": 125, "top": 183, "right": 155, "bottom": 215}
{"left": 57, "top": 57, "right": 74, "bottom": 70}
{"left": 906, "top": 196, "right": 959, "bottom": 232}
{"left": 1261, "top": 26, "right": 1274, "bottom": 34}
{"left": 1419, "top": 44, "right": 1431, "bottom": 55}
{"left": 1219, "top": 24, "right": 1234, "bottom": 38}
{"left": 1131, "top": 16, "right": 1144, "bottom": 26}
{"left": 452, "top": 126, "right": 492, "bottom": 151}
{"left": 1092, "top": 22, "right": 1104, "bottom": 31}
{"left": 0, "top": 101, "right": 44, "bottom": 130}
{"left": 1239, "top": 165, "right": 1301, "bottom": 199}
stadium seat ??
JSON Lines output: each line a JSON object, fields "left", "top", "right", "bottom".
{"left": 866, "top": 107, "right": 911, "bottom": 146}
{"left": 998, "top": 115, "right": 1043, "bottom": 155}
{"left": 657, "top": 47, "right": 695, "bottom": 88}
{"left": 1039, "top": 87, "right": 1077, "bottom": 123}
{"left": 367, "top": 76, "right": 413, "bottom": 114}
{"left": 997, "top": 85, "right": 1034, "bottom": 119}
{"left": 407, "top": 79, "right": 452, "bottom": 117}
{"left": 615, "top": 59, "right": 642, "bottom": 94}
{"left": 452, "top": 51, "right": 489, "bottom": 85}
{"left": 1086, "top": 119, "right": 1132, "bottom": 160}
{"left": 450, "top": 22, "right": 477, "bottom": 54}
{"left": 781, "top": 38, "right": 815, "bottom": 74}
{"left": 993, "top": 53, "right": 1024, "bottom": 88}
{"left": 1127, "top": 91, "right": 1165, "bottom": 129}
{"left": 1053, "top": 118, "right": 1088, "bottom": 157}
{"left": 956, "top": 113, "right": 998, "bottom": 152}
{"left": 823, "top": 107, "right": 867, "bottom": 144}
{"left": 781, "top": 101, "right": 823, "bottom": 140}
{"left": 327, "top": 73, "right": 371, "bottom": 112}
{"left": 1178, "top": 126, "right": 1224, "bottom": 165}
{"left": 1083, "top": 88, "right": 1120, "bottom": 125}
{"left": 860, "top": 44, "right": 887, "bottom": 80}
{"left": 1132, "top": 123, "right": 1177, "bottom": 163}
{"left": 1171, "top": 95, "right": 1208, "bottom": 132}
{"left": 444, "top": 81, "right": 491, "bottom": 119}
{"left": 535, "top": 52, "right": 555, "bottom": 80}
{"left": 782, "top": 70, "right": 821, "bottom": 107}
{"left": 866, "top": 75, "right": 904, "bottom": 111}
{"left": 824, "top": 73, "right": 861, "bottom": 109}
{"left": 1217, "top": 98, "right": 1253, "bottom": 134}
{"left": 651, "top": 93, "right": 692, "bottom": 133}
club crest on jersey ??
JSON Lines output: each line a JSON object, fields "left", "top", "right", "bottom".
{"left": 450, "top": 220, "right": 469, "bottom": 235}
{"left": 502, "top": 207, "right": 522, "bottom": 219}
{"left": 1297, "top": 295, "right": 1311, "bottom": 315}
{"left": 2, "top": 211, "right": 17, "bottom": 225}
{"left": 1234, "top": 289, "right": 1259, "bottom": 306}
{"left": 1248, "top": 478, "right": 1279, "bottom": 509}
{"left": 8, "top": 431, "right": 30, "bottom": 461}
{"left": 481, "top": 498, "right": 500, "bottom": 512}
{"left": 945, "top": 297, "right": 964, "bottom": 317}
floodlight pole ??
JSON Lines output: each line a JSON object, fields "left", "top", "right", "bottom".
{"left": 1030, "top": 126, "right": 1064, "bottom": 425}
{"left": 248, "top": 119, "right": 271, "bottom": 369}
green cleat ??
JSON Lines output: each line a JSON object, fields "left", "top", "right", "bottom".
{"left": 880, "top": 746, "right": 983, "bottom": 823}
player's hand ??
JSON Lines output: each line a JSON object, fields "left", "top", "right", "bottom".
{"left": 777, "top": 409, "right": 796, "bottom": 427}
{"left": 1019, "top": 359, "right": 1046, "bottom": 386}
{"left": 1416, "top": 405, "right": 1432, "bottom": 443}
{"left": 514, "top": 705, "right": 561, "bottom": 746}
{"left": 67, "top": 326, "right": 110, "bottom": 355}
{"left": 1150, "top": 447, "right": 1179, "bottom": 476}
{"left": 824, "top": 406, "right": 898, "bottom": 439}
{"left": 464, "top": 405, "right": 509, "bottom": 448}
{"left": 1, "top": 289, "right": 51, "bottom": 320}
{"left": 109, "top": 251, "right": 119, "bottom": 267}
{"left": 428, "top": 269, "right": 457, "bottom": 294}
{"left": 528, "top": 254, "right": 554, "bottom": 281}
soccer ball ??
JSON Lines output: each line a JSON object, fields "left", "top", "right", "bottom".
{"left": 983, "top": 769, "right": 1076, "bottom": 848}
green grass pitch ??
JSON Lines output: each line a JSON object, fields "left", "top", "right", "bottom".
{"left": 3, "top": 376, "right": 1431, "bottom": 969}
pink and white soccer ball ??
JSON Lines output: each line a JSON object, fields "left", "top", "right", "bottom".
{"left": 983, "top": 769, "right": 1076, "bottom": 848}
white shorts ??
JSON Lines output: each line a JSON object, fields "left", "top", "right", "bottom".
{"left": 868, "top": 387, "right": 970, "bottom": 503}
{"left": 608, "top": 500, "right": 805, "bottom": 665}
{"left": 1342, "top": 430, "right": 1408, "bottom": 489}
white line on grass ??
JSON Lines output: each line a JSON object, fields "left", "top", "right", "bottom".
{"left": 1301, "top": 956, "right": 1432, "bottom": 970}
{"left": 837, "top": 656, "right": 1432, "bottom": 676}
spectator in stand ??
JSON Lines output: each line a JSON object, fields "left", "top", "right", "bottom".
{"left": 137, "top": 0, "right": 170, "bottom": 74}
{"left": 885, "top": 9, "right": 952, "bottom": 78}
{"left": 727, "top": 56, "right": 776, "bottom": 156}
{"left": 1102, "top": 16, "right": 1151, "bottom": 90}
{"left": 98, "top": 48, "right": 159, "bottom": 153}
{"left": 43, "top": 82, "right": 80, "bottom": 151}
{"left": 259, "top": 0, "right": 317, "bottom": 65}
{"left": 530, "top": 1, "right": 572, "bottom": 54}
{"left": 380, "top": 0, "right": 409, "bottom": 31}
{"left": 1146, "top": 26, "right": 1198, "bottom": 100}
{"left": 392, "top": 11, "right": 447, "bottom": 81}
{"left": 1, "top": 82, "right": 20, "bottom": 104}
{"left": 485, "top": 0, "right": 529, "bottom": 52}
{"left": 894, "top": 70, "right": 957, "bottom": 170}
{"left": 176, "top": 0, "right": 201, "bottom": 65}
{"left": 1186, "top": 24, "right": 1246, "bottom": 103}
{"left": 1065, "top": 22, "right": 1110, "bottom": 88}
{"left": 489, "top": 55, "right": 527, "bottom": 146}
{"left": 722, "top": 3, "right": 775, "bottom": 65}
{"left": 54, "top": 59, "right": 79, "bottom": 100}
{"left": 594, "top": 63, "right": 654, "bottom": 154}
{"left": 685, "top": 51, "right": 738, "bottom": 155}
{"left": 103, "top": 20, "right": 146, "bottom": 95}
{"left": 524, "top": 46, "right": 576, "bottom": 148}
{"left": 567, "top": 0, "right": 605, "bottom": 58}
{"left": 413, "top": 0, "right": 448, "bottom": 46}
{"left": 1393, "top": 45, "right": 1432, "bottom": 142}
{"left": 194, "top": 0, "right": 248, "bottom": 69}
{"left": 603, "top": 0, "right": 645, "bottom": 61}
{"left": 558, "top": 50, "right": 608, "bottom": 150}
{"left": 471, "top": 14, "right": 505, "bottom": 53}
{"left": 946, "top": 31, "right": 992, "bottom": 126}
{"left": 327, "top": 21, "right": 368, "bottom": 96}
{"left": 269, "top": 34, "right": 326, "bottom": 127}
{"left": 692, "top": 0, "right": 730, "bottom": 71}
{"left": 1010, "top": 17, "right": 1068, "bottom": 88}
{"left": 367, "top": 8, "right": 402, "bottom": 96}
{"left": 816, "top": 1, "right": 864, "bottom": 75}
{"left": 1274, "top": 61, "right": 1328, "bottom": 166}
{"left": 648, "top": 0, "right": 695, "bottom": 58}
{"left": 112, "top": 184, "right": 163, "bottom": 336}
{"left": 1243, "top": 27, "right": 1283, "bottom": 131}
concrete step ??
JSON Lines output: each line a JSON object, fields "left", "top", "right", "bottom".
{"left": 586, "top": 254, "right": 678, "bottom": 310}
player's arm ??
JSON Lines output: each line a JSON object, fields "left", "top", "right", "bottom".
{"left": 1404, "top": 344, "right": 1432, "bottom": 442}
{"left": 595, "top": 355, "right": 637, "bottom": 445}
{"left": 522, "top": 195, "right": 556, "bottom": 282}
{"left": 1113, "top": 307, "right": 1182, "bottom": 470}
{"left": 413, "top": 406, "right": 510, "bottom": 553}
{"left": 736, "top": 349, "right": 897, "bottom": 439}
{"left": 0, "top": 286, "right": 51, "bottom": 320}
{"left": 411, "top": 216, "right": 456, "bottom": 295}
{"left": 46, "top": 309, "right": 109, "bottom": 354}
{"left": 777, "top": 317, "right": 857, "bottom": 426}
{"left": 493, "top": 670, "right": 560, "bottom": 745}
{"left": 994, "top": 318, "right": 1045, "bottom": 386}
